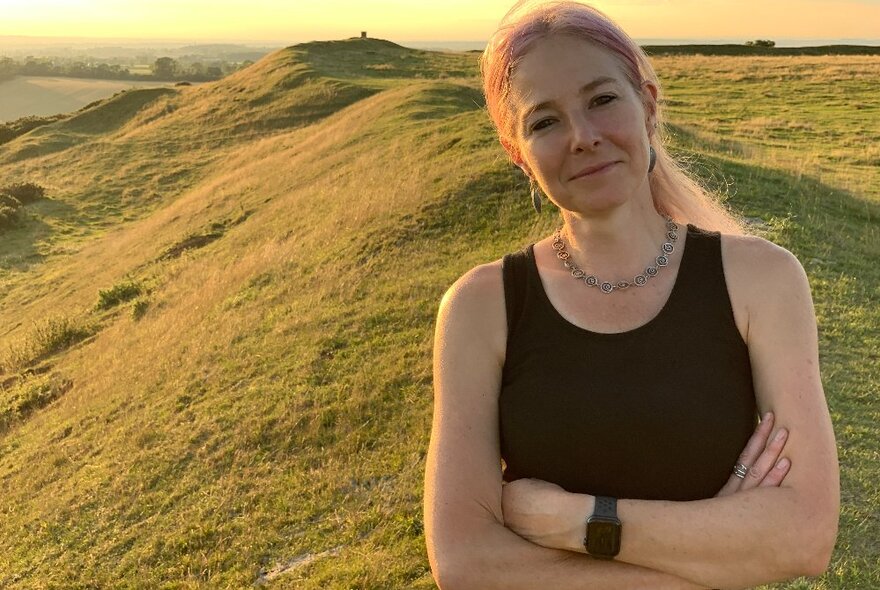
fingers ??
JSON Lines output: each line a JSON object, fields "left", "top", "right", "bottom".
{"left": 715, "top": 412, "right": 775, "bottom": 497}
{"left": 758, "top": 457, "right": 791, "bottom": 488}
{"left": 738, "top": 412, "right": 775, "bottom": 469}
{"left": 740, "top": 426, "right": 789, "bottom": 491}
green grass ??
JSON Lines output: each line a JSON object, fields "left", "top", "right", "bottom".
{"left": 1, "top": 315, "right": 96, "bottom": 373}
{"left": 0, "top": 39, "right": 876, "bottom": 588}
{"left": 95, "top": 278, "right": 145, "bottom": 310}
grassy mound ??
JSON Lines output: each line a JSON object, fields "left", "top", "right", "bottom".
{"left": 0, "top": 40, "right": 876, "bottom": 588}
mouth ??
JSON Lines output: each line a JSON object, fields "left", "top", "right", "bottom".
{"left": 570, "top": 161, "right": 619, "bottom": 180}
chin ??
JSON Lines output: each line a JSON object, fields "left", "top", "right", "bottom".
{"left": 563, "top": 193, "right": 631, "bottom": 215}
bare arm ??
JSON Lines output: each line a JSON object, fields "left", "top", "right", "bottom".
{"left": 499, "top": 238, "right": 840, "bottom": 589}
{"left": 424, "top": 262, "right": 709, "bottom": 589}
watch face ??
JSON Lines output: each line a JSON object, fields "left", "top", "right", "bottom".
{"left": 587, "top": 519, "right": 621, "bottom": 557}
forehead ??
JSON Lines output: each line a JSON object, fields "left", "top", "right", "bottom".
{"left": 509, "top": 34, "right": 628, "bottom": 114}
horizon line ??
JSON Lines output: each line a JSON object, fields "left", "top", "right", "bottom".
{"left": 2, "top": 34, "right": 880, "bottom": 46}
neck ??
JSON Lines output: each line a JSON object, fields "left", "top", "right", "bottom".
{"left": 558, "top": 201, "right": 672, "bottom": 278}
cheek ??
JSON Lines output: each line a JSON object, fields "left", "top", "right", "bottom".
{"left": 523, "top": 138, "right": 565, "bottom": 175}
{"left": 602, "top": 110, "right": 645, "bottom": 145}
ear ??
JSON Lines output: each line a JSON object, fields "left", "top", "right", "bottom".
{"left": 508, "top": 153, "right": 531, "bottom": 179}
{"left": 640, "top": 80, "right": 659, "bottom": 130}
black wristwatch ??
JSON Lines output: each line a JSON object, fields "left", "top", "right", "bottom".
{"left": 583, "top": 496, "right": 621, "bottom": 559}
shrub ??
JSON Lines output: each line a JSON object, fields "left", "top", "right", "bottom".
{"left": 0, "top": 204, "right": 19, "bottom": 229}
{"left": 1, "top": 182, "right": 46, "bottom": 204}
{"left": 0, "top": 124, "right": 15, "bottom": 144}
{"left": 0, "top": 114, "right": 66, "bottom": 147}
{"left": 30, "top": 317, "right": 94, "bottom": 358}
{"left": 96, "top": 279, "right": 144, "bottom": 310}
{"left": 0, "top": 193, "right": 22, "bottom": 208}
{"left": 745, "top": 39, "right": 776, "bottom": 48}
{"left": 1, "top": 316, "right": 95, "bottom": 372}
{"left": 132, "top": 299, "right": 149, "bottom": 320}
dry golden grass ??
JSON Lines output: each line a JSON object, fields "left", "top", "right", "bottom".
{"left": 0, "top": 45, "right": 876, "bottom": 588}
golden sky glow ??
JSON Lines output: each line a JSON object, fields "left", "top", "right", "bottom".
{"left": 1, "top": 0, "right": 878, "bottom": 42}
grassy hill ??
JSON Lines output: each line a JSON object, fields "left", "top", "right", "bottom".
{"left": 0, "top": 37, "right": 878, "bottom": 588}
{"left": 0, "top": 77, "right": 178, "bottom": 124}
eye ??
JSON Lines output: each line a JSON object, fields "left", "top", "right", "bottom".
{"left": 531, "top": 118, "right": 554, "bottom": 132}
{"left": 592, "top": 94, "right": 617, "bottom": 107}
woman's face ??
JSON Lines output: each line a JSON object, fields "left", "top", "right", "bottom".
{"left": 509, "top": 34, "right": 656, "bottom": 215}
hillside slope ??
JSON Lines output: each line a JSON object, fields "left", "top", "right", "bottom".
{"left": 0, "top": 41, "right": 877, "bottom": 588}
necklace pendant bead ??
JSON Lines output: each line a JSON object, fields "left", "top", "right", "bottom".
{"left": 600, "top": 282, "right": 614, "bottom": 294}
{"left": 585, "top": 275, "right": 598, "bottom": 286}
{"left": 657, "top": 255, "right": 669, "bottom": 267}
{"left": 662, "top": 242, "right": 674, "bottom": 254}
{"left": 634, "top": 275, "right": 647, "bottom": 286}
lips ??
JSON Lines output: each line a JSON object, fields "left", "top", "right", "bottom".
{"left": 570, "top": 161, "right": 618, "bottom": 180}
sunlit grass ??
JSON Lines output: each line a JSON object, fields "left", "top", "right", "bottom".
{"left": 0, "top": 41, "right": 876, "bottom": 588}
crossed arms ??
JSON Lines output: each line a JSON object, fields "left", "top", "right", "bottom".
{"left": 424, "top": 237, "right": 839, "bottom": 590}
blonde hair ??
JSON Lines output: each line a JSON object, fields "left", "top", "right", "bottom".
{"left": 480, "top": 1, "right": 744, "bottom": 233}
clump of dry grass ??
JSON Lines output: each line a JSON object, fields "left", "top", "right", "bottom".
{"left": 0, "top": 315, "right": 95, "bottom": 374}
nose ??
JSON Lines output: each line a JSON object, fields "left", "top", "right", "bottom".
{"left": 569, "top": 111, "right": 600, "bottom": 153}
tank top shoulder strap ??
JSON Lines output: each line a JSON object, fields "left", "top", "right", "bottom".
{"left": 501, "top": 246, "right": 531, "bottom": 341}
{"left": 673, "top": 225, "right": 741, "bottom": 341}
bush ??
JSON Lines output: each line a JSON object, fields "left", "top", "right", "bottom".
{"left": 96, "top": 279, "right": 144, "bottom": 310}
{"left": 0, "top": 204, "right": 19, "bottom": 229}
{"left": 131, "top": 299, "right": 150, "bottom": 320}
{"left": 1, "top": 316, "right": 94, "bottom": 372}
{"left": 1, "top": 182, "right": 45, "bottom": 204}
{"left": 30, "top": 317, "right": 94, "bottom": 358}
{"left": 0, "top": 114, "right": 66, "bottom": 147}
{"left": 0, "top": 183, "right": 45, "bottom": 231}
{"left": 0, "top": 124, "right": 15, "bottom": 144}
{"left": 0, "top": 192, "right": 21, "bottom": 207}
{"left": 745, "top": 39, "right": 776, "bottom": 48}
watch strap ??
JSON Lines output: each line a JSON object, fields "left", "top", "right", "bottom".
{"left": 593, "top": 496, "right": 618, "bottom": 520}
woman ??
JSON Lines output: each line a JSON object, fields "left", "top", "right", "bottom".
{"left": 424, "top": 1, "right": 839, "bottom": 589}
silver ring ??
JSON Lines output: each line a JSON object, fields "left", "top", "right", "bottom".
{"left": 733, "top": 463, "right": 749, "bottom": 479}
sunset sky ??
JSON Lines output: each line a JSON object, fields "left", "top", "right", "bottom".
{"left": 2, "top": 0, "right": 879, "bottom": 43}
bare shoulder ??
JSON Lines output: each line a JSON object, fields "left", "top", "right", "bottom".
{"left": 437, "top": 259, "right": 507, "bottom": 367}
{"left": 719, "top": 233, "right": 814, "bottom": 342}
{"left": 440, "top": 259, "right": 504, "bottom": 309}
{"left": 720, "top": 233, "right": 809, "bottom": 290}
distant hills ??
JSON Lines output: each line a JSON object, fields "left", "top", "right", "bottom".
{"left": 0, "top": 36, "right": 876, "bottom": 588}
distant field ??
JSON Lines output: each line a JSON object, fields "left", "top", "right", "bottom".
{"left": 0, "top": 76, "right": 176, "bottom": 122}
{"left": 0, "top": 41, "right": 876, "bottom": 588}
{"left": 654, "top": 55, "right": 880, "bottom": 203}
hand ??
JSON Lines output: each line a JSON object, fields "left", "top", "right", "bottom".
{"left": 501, "top": 478, "right": 591, "bottom": 551}
{"left": 716, "top": 411, "right": 791, "bottom": 497}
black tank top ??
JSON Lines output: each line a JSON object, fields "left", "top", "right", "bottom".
{"left": 500, "top": 225, "right": 757, "bottom": 501}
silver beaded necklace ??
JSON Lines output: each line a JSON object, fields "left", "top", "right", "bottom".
{"left": 551, "top": 217, "right": 680, "bottom": 294}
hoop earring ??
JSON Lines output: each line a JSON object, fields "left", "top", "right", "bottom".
{"left": 530, "top": 184, "right": 542, "bottom": 214}
{"left": 648, "top": 145, "right": 657, "bottom": 173}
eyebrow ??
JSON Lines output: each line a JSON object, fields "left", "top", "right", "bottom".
{"left": 519, "top": 76, "right": 618, "bottom": 122}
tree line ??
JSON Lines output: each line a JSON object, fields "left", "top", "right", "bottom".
{"left": 0, "top": 55, "right": 254, "bottom": 82}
